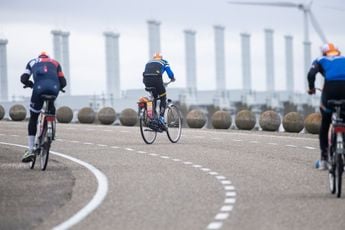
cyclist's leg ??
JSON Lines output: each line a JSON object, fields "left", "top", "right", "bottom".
{"left": 22, "top": 91, "right": 42, "bottom": 162}
{"left": 319, "top": 107, "right": 332, "bottom": 161}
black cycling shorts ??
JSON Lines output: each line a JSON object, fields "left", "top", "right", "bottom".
{"left": 142, "top": 76, "right": 166, "bottom": 98}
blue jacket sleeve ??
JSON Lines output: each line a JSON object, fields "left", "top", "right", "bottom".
{"left": 162, "top": 59, "right": 174, "bottom": 79}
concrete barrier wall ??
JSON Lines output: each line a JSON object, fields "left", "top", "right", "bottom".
{"left": 0, "top": 104, "right": 323, "bottom": 135}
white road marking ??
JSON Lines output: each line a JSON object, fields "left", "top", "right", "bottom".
{"left": 207, "top": 222, "right": 223, "bottom": 229}
{"left": 226, "top": 192, "right": 236, "bottom": 197}
{"left": 97, "top": 144, "right": 108, "bottom": 147}
{"left": 160, "top": 156, "right": 170, "bottom": 159}
{"left": 268, "top": 142, "right": 278, "bottom": 145}
{"left": 84, "top": 142, "right": 94, "bottom": 145}
{"left": 224, "top": 198, "right": 236, "bottom": 204}
{"left": 221, "top": 181, "right": 232, "bottom": 185}
{"left": 137, "top": 151, "right": 146, "bottom": 154}
{"left": 173, "top": 158, "right": 181, "bottom": 162}
{"left": 305, "top": 146, "right": 316, "bottom": 150}
{"left": 216, "top": 176, "right": 226, "bottom": 180}
{"left": 209, "top": 172, "right": 219, "bottom": 176}
{"left": 286, "top": 144, "right": 297, "bottom": 148}
{"left": 183, "top": 161, "right": 192, "bottom": 165}
{"left": 0, "top": 142, "right": 109, "bottom": 230}
{"left": 224, "top": 186, "right": 235, "bottom": 191}
{"left": 111, "top": 146, "right": 119, "bottom": 149}
{"left": 125, "top": 148, "right": 134, "bottom": 151}
{"left": 193, "top": 164, "right": 202, "bottom": 168}
{"left": 10, "top": 134, "right": 19, "bottom": 137}
{"left": 215, "top": 213, "right": 229, "bottom": 220}
{"left": 221, "top": 205, "right": 233, "bottom": 212}
{"left": 149, "top": 153, "right": 158, "bottom": 156}
{"left": 233, "top": 139, "right": 242, "bottom": 142}
{"left": 201, "top": 168, "right": 211, "bottom": 172}
{"left": 70, "top": 140, "right": 80, "bottom": 143}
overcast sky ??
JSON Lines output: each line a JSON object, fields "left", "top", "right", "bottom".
{"left": 0, "top": 0, "right": 344, "bottom": 98}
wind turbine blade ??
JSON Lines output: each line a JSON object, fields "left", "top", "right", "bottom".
{"left": 308, "top": 11, "right": 327, "bottom": 43}
{"left": 227, "top": 1, "right": 300, "bottom": 8}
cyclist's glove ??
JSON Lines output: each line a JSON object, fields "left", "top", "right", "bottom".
{"left": 171, "top": 78, "right": 176, "bottom": 82}
{"left": 25, "top": 80, "right": 34, "bottom": 88}
{"left": 308, "top": 88, "right": 315, "bottom": 95}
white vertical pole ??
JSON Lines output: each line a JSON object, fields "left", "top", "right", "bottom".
{"left": 214, "top": 25, "right": 226, "bottom": 94}
{"left": 285, "top": 35, "right": 294, "bottom": 93}
{"left": 241, "top": 33, "right": 251, "bottom": 92}
{"left": 61, "top": 31, "right": 71, "bottom": 95}
{"left": 147, "top": 20, "right": 161, "bottom": 58}
{"left": 184, "top": 30, "right": 197, "bottom": 97}
{"left": 104, "top": 32, "right": 121, "bottom": 99}
{"left": 265, "top": 29, "right": 275, "bottom": 94}
{"left": 0, "top": 38, "right": 8, "bottom": 101}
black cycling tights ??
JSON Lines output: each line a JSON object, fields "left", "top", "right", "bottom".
{"left": 28, "top": 111, "right": 39, "bottom": 136}
{"left": 159, "top": 95, "right": 167, "bottom": 117}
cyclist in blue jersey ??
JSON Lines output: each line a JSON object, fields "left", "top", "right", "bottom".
{"left": 143, "top": 52, "right": 175, "bottom": 127}
{"left": 308, "top": 43, "right": 345, "bottom": 170}
{"left": 20, "top": 51, "right": 67, "bottom": 163}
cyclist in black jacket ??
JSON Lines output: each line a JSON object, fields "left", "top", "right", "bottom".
{"left": 20, "top": 51, "right": 66, "bottom": 163}
{"left": 143, "top": 52, "right": 175, "bottom": 126}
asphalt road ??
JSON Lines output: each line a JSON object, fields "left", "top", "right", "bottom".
{"left": 1, "top": 120, "right": 345, "bottom": 230}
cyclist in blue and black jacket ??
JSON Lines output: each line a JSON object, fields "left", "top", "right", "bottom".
{"left": 20, "top": 51, "right": 67, "bottom": 163}
{"left": 143, "top": 52, "right": 175, "bottom": 126}
{"left": 308, "top": 43, "right": 345, "bottom": 170}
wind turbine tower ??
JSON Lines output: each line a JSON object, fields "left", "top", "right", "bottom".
{"left": 228, "top": 0, "right": 328, "bottom": 90}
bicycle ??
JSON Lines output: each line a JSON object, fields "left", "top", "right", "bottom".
{"left": 137, "top": 81, "right": 182, "bottom": 144}
{"left": 24, "top": 85, "right": 63, "bottom": 170}
{"left": 327, "top": 99, "right": 345, "bottom": 198}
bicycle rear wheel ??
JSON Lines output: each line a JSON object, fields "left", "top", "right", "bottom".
{"left": 335, "top": 154, "right": 343, "bottom": 198}
{"left": 139, "top": 108, "right": 157, "bottom": 144}
{"left": 39, "top": 127, "right": 51, "bottom": 171}
{"left": 165, "top": 104, "right": 182, "bottom": 143}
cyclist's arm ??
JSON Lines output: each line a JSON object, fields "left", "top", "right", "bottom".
{"left": 20, "top": 62, "right": 33, "bottom": 86}
{"left": 163, "top": 60, "right": 175, "bottom": 80}
{"left": 57, "top": 64, "right": 67, "bottom": 89}
{"left": 307, "top": 60, "right": 322, "bottom": 90}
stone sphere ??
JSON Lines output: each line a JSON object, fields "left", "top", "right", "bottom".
{"left": 56, "top": 106, "right": 73, "bottom": 123}
{"left": 211, "top": 111, "right": 232, "bottom": 129}
{"left": 9, "top": 104, "right": 27, "bottom": 121}
{"left": 283, "top": 112, "right": 304, "bottom": 133}
{"left": 0, "top": 105, "right": 5, "bottom": 120}
{"left": 98, "top": 107, "right": 116, "bottom": 125}
{"left": 259, "top": 110, "right": 281, "bottom": 131}
{"left": 235, "top": 110, "right": 256, "bottom": 130}
{"left": 186, "top": 109, "right": 206, "bottom": 128}
{"left": 304, "top": 112, "right": 321, "bottom": 134}
{"left": 119, "top": 108, "right": 137, "bottom": 126}
{"left": 77, "top": 107, "right": 96, "bottom": 124}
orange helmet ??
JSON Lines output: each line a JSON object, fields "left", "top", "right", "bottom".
{"left": 39, "top": 51, "right": 49, "bottom": 58}
{"left": 153, "top": 52, "right": 163, "bottom": 60}
{"left": 321, "top": 43, "right": 340, "bottom": 56}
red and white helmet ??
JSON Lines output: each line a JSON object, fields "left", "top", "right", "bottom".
{"left": 321, "top": 43, "right": 340, "bottom": 56}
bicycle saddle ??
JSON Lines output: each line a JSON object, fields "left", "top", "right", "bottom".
{"left": 41, "top": 94, "right": 56, "bottom": 100}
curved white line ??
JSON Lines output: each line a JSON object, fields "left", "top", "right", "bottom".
{"left": 0, "top": 142, "right": 109, "bottom": 230}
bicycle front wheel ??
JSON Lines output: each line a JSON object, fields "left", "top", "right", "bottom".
{"left": 39, "top": 128, "right": 51, "bottom": 171}
{"left": 165, "top": 104, "right": 182, "bottom": 143}
{"left": 139, "top": 108, "right": 157, "bottom": 144}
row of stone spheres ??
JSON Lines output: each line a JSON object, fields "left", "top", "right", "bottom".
{"left": 0, "top": 104, "right": 321, "bottom": 134}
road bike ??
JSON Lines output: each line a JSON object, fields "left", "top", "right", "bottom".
{"left": 327, "top": 99, "right": 345, "bottom": 198}
{"left": 137, "top": 81, "right": 182, "bottom": 144}
{"left": 24, "top": 85, "right": 63, "bottom": 170}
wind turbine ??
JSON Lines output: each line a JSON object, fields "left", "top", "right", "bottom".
{"left": 227, "top": 0, "right": 328, "bottom": 89}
